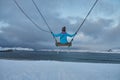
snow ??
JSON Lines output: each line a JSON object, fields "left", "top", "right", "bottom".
{"left": 39, "top": 49, "right": 120, "bottom": 53}
{"left": 0, "top": 60, "right": 120, "bottom": 80}
{"left": 1, "top": 46, "right": 120, "bottom": 53}
{"left": 0, "top": 47, "right": 34, "bottom": 51}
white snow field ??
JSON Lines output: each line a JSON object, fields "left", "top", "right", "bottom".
{"left": 0, "top": 60, "right": 120, "bottom": 80}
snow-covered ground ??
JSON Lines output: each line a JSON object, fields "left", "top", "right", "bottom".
{"left": 1, "top": 46, "right": 120, "bottom": 53}
{"left": 0, "top": 47, "right": 34, "bottom": 51}
{"left": 39, "top": 49, "right": 120, "bottom": 54}
{"left": 0, "top": 60, "right": 120, "bottom": 80}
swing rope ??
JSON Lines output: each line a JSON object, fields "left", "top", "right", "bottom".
{"left": 70, "top": 0, "right": 99, "bottom": 44}
{"left": 13, "top": 0, "right": 50, "bottom": 33}
{"left": 31, "top": 0, "right": 57, "bottom": 42}
{"left": 13, "top": 0, "right": 99, "bottom": 46}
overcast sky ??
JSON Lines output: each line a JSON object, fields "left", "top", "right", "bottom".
{"left": 0, "top": 0, "right": 120, "bottom": 50}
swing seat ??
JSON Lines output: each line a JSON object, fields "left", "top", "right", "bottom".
{"left": 56, "top": 42, "right": 72, "bottom": 46}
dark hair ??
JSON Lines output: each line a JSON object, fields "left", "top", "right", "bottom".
{"left": 62, "top": 26, "right": 66, "bottom": 32}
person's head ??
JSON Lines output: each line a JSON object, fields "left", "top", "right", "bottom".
{"left": 62, "top": 26, "right": 66, "bottom": 32}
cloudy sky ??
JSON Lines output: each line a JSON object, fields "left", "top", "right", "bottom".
{"left": 0, "top": 0, "right": 120, "bottom": 50}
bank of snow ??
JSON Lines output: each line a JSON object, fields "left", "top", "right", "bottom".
{"left": 39, "top": 48, "right": 120, "bottom": 54}
{"left": 0, "top": 47, "right": 34, "bottom": 51}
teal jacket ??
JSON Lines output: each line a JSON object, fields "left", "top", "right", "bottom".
{"left": 52, "top": 32, "right": 75, "bottom": 44}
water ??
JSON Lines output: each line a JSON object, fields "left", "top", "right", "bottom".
{"left": 0, "top": 51, "right": 120, "bottom": 63}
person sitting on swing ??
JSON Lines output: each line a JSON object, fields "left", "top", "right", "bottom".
{"left": 52, "top": 26, "right": 76, "bottom": 45}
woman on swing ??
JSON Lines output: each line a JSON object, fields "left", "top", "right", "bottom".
{"left": 52, "top": 26, "right": 76, "bottom": 46}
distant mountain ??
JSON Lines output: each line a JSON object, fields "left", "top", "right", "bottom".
{"left": 106, "top": 47, "right": 120, "bottom": 52}
{"left": 0, "top": 47, "right": 34, "bottom": 52}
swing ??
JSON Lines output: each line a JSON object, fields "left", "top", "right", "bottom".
{"left": 56, "top": 42, "right": 72, "bottom": 46}
{"left": 14, "top": 0, "right": 99, "bottom": 47}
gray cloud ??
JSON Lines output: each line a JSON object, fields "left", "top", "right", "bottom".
{"left": 0, "top": 0, "right": 120, "bottom": 49}
{"left": 102, "top": 22, "right": 120, "bottom": 46}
